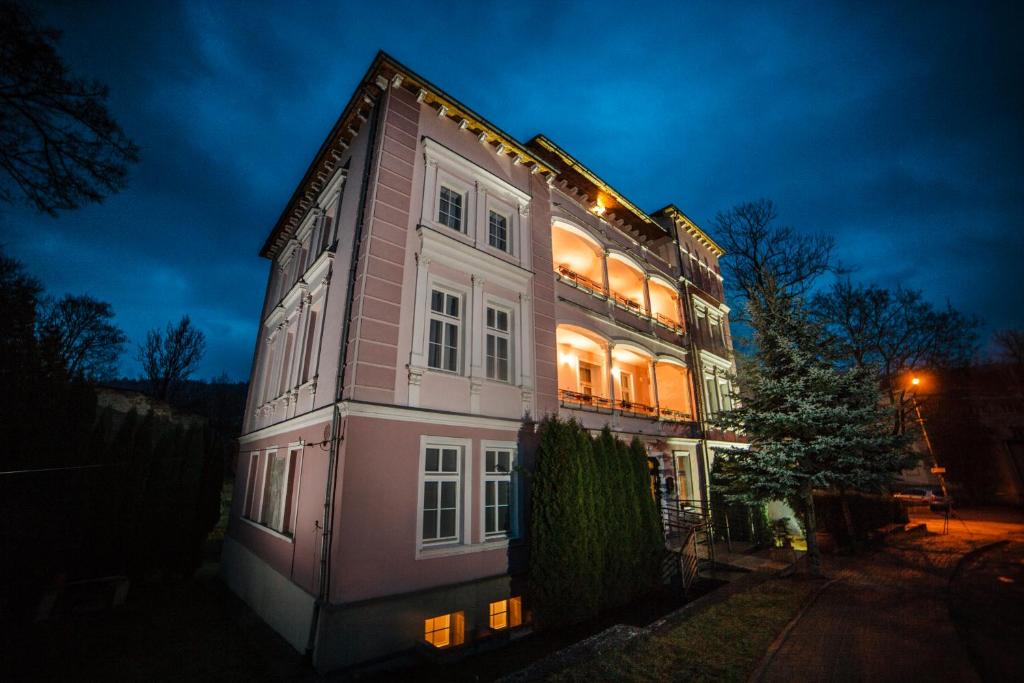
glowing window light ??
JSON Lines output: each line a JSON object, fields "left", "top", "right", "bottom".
{"left": 424, "top": 611, "right": 465, "bottom": 648}
{"left": 489, "top": 597, "right": 523, "bottom": 630}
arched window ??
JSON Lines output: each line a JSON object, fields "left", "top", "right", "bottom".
{"left": 606, "top": 253, "right": 646, "bottom": 314}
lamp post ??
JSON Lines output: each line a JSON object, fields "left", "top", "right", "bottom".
{"left": 910, "top": 376, "right": 948, "bottom": 499}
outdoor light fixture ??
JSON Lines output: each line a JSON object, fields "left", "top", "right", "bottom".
{"left": 911, "top": 377, "right": 921, "bottom": 386}
{"left": 611, "top": 367, "right": 622, "bottom": 378}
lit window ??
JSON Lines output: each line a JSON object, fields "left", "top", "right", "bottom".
{"left": 438, "top": 186, "right": 463, "bottom": 231}
{"left": 488, "top": 210, "right": 508, "bottom": 252}
{"left": 484, "top": 449, "right": 514, "bottom": 536}
{"left": 578, "top": 362, "right": 597, "bottom": 397}
{"left": 485, "top": 306, "right": 510, "bottom": 382}
{"left": 422, "top": 446, "right": 461, "bottom": 542}
{"left": 424, "top": 611, "right": 465, "bottom": 648}
{"left": 619, "top": 370, "right": 634, "bottom": 404}
{"left": 489, "top": 597, "right": 523, "bottom": 630}
{"left": 428, "top": 289, "right": 461, "bottom": 372}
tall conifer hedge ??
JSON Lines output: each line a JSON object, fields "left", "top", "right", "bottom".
{"left": 528, "top": 418, "right": 664, "bottom": 628}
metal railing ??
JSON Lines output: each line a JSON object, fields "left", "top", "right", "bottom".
{"left": 609, "top": 290, "right": 648, "bottom": 316}
{"left": 658, "top": 408, "right": 693, "bottom": 422}
{"left": 556, "top": 265, "right": 605, "bottom": 297}
{"left": 653, "top": 312, "right": 683, "bottom": 334}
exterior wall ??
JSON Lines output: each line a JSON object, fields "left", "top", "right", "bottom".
{"left": 329, "top": 412, "right": 522, "bottom": 604}
{"left": 227, "top": 414, "right": 332, "bottom": 596}
{"left": 222, "top": 536, "right": 317, "bottom": 652}
{"left": 342, "top": 86, "right": 420, "bottom": 405}
{"left": 314, "top": 574, "right": 512, "bottom": 672}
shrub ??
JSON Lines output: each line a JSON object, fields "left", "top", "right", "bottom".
{"left": 528, "top": 419, "right": 663, "bottom": 628}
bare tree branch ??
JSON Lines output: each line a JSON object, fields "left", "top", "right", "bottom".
{"left": 137, "top": 316, "right": 206, "bottom": 400}
{"left": 0, "top": 2, "right": 139, "bottom": 215}
{"left": 36, "top": 293, "right": 127, "bottom": 381}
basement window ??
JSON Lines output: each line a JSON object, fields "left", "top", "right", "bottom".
{"left": 424, "top": 611, "right": 465, "bottom": 648}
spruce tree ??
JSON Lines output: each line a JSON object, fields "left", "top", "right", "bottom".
{"left": 714, "top": 305, "right": 909, "bottom": 574}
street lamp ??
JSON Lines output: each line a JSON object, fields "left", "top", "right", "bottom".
{"left": 909, "top": 375, "right": 948, "bottom": 499}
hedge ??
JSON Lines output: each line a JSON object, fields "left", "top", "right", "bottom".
{"left": 528, "top": 419, "right": 663, "bottom": 628}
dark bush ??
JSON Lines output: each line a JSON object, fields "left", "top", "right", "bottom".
{"left": 812, "top": 491, "right": 908, "bottom": 547}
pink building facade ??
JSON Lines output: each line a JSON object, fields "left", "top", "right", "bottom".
{"left": 223, "top": 52, "right": 742, "bottom": 671}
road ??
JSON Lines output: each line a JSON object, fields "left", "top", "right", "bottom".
{"left": 757, "top": 507, "right": 1024, "bottom": 683}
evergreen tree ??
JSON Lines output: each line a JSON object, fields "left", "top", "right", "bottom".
{"left": 714, "top": 305, "right": 909, "bottom": 574}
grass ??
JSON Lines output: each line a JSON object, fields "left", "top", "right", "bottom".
{"left": 548, "top": 576, "right": 819, "bottom": 682}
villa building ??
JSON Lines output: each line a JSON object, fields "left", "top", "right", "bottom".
{"left": 223, "top": 51, "right": 743, "bottom": 671}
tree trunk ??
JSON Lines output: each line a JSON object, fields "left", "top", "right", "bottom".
{"left": 839, "top": 490, "right": 857, "bottom": 549}
{"left": 801, "top": 485, "right": 822, "bottom": 576}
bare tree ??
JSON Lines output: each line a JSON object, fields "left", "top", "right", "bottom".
{"left": 36, "top": 294, "right": 127, "bottom": 381}
{"left": 813, "top": 280, "right": 980, "bottom": 433}
{"left": 0, "top": 1, "right": 139, "bottom": 215}
{"left": 712, "top": 199, "right": 838, "bottom": 322}
{"left": 138, "top": 316, "right": 206, "bottom": 400}
{"left": 993, "top": 329, "right": 1024, "bottom": 367}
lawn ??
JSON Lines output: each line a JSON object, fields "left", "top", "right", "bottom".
{"left": 547, "top": 576, "right": 820, "bottom": 682}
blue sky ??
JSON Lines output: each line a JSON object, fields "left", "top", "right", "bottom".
{"left": 3, "top": 0, "right": 1021, "bottom": 380}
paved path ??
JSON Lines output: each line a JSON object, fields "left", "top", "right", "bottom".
{"left": 758, "top": 508, "right": 1024, "bottom": 683}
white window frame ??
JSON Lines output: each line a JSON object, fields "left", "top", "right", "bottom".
{"left": 416, "top": 436, "right": 472, "bottom": 555}
{"left": 485, "top": 199, "right": 514, "bottom": 255}
{"left": 427, "top": 286, "right": 463, "bottom": 374}
{"left": 479, "top": 440, "right": 518, "bottom": 543}
{"left": 485, "top": 303, "right": 512, "bottom": 383}
{"left": 261, "top": 448, "right": 293, "bottom": 533}
{"left": 437, "top": 183, "right": 466, "bottom": 232}
{"left": 243, "top": 451, "right": 261, "bottom": 520}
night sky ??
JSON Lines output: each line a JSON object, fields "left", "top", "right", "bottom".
{"left": 3, "top": 1, "right": 1021, "bottom": 380}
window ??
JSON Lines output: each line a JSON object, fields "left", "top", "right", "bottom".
{"left": 428, "top": 289, "right": 461, "bottom": 372}
{"left": 719, "top": 380, "right": 733, "bottom": 411}
{"left": 579, "top": 362, "right": 597, "bottom": 397}
{"left": 489, "top": 597, "right": 523, "bottom": 630}
{"left": 259, "top": 449, "right": 296, "bottom": 534}
{"left": 704, "top": 376, "right": 720, "bottom": 415}
{"left": 485, "top": 306, "right": 510, "bottom": 382}
{"left": 484, "top": 449, "right": 514, "bottom": 536}
{"left": 438, "top": 186, "right": 463, "bottom": 231}
{"left": 619, "top": 370, "right": 634, "bottom": 403}
{"left": 300, "top": 309, "right": 318, "bottom": 384}
{"left": 488, "top": 210, "right": 509, "bottom": 252}
{"left": 424, "top": 611, "right": 465, "bottom": 648}
{"left": 244, "top": 453, "right": 260, "bottom": 519}
{"left": 422, "top": 445, "right": 461, "bottom": 542}
{"left": 279, "top": 328, "right": 295, "bottom": 396}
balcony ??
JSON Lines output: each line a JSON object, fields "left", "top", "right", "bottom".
{"left": 556, "top": 324, "right": 696, "bottom": 423}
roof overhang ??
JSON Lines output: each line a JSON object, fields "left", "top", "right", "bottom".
{"left": 526, "top": 134, "right": 670, "bottom": 244}
{"left": 260, "top": 52, "right": 560, "bottom": 259}
{"left": 653, "top": 204, "right": 725, "bottom": 257}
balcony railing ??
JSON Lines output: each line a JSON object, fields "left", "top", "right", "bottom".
{"left": 658, "top": 408, "right": 693, "bottom": 422}
{"left": 609, "top": 290, "right": 647, "bottom": 316}
{"left": 556, "top": 265, "right": 605, "bottom": 297}
{"left": 559, "top": 389, "right": 660, "bottom": 419}
{"left": 654, "top": 312, "right": 683, "bottom": 334}
{"left": 559, "top": 389, "right": 615, "bottom": 412}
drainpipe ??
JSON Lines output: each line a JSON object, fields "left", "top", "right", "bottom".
{"left": 307, "top": 81, "right": 387, "bottom": 655}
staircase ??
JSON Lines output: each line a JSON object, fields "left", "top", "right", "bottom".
{"left": 661, "top": 500, "right": 712, "bottom": 595}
